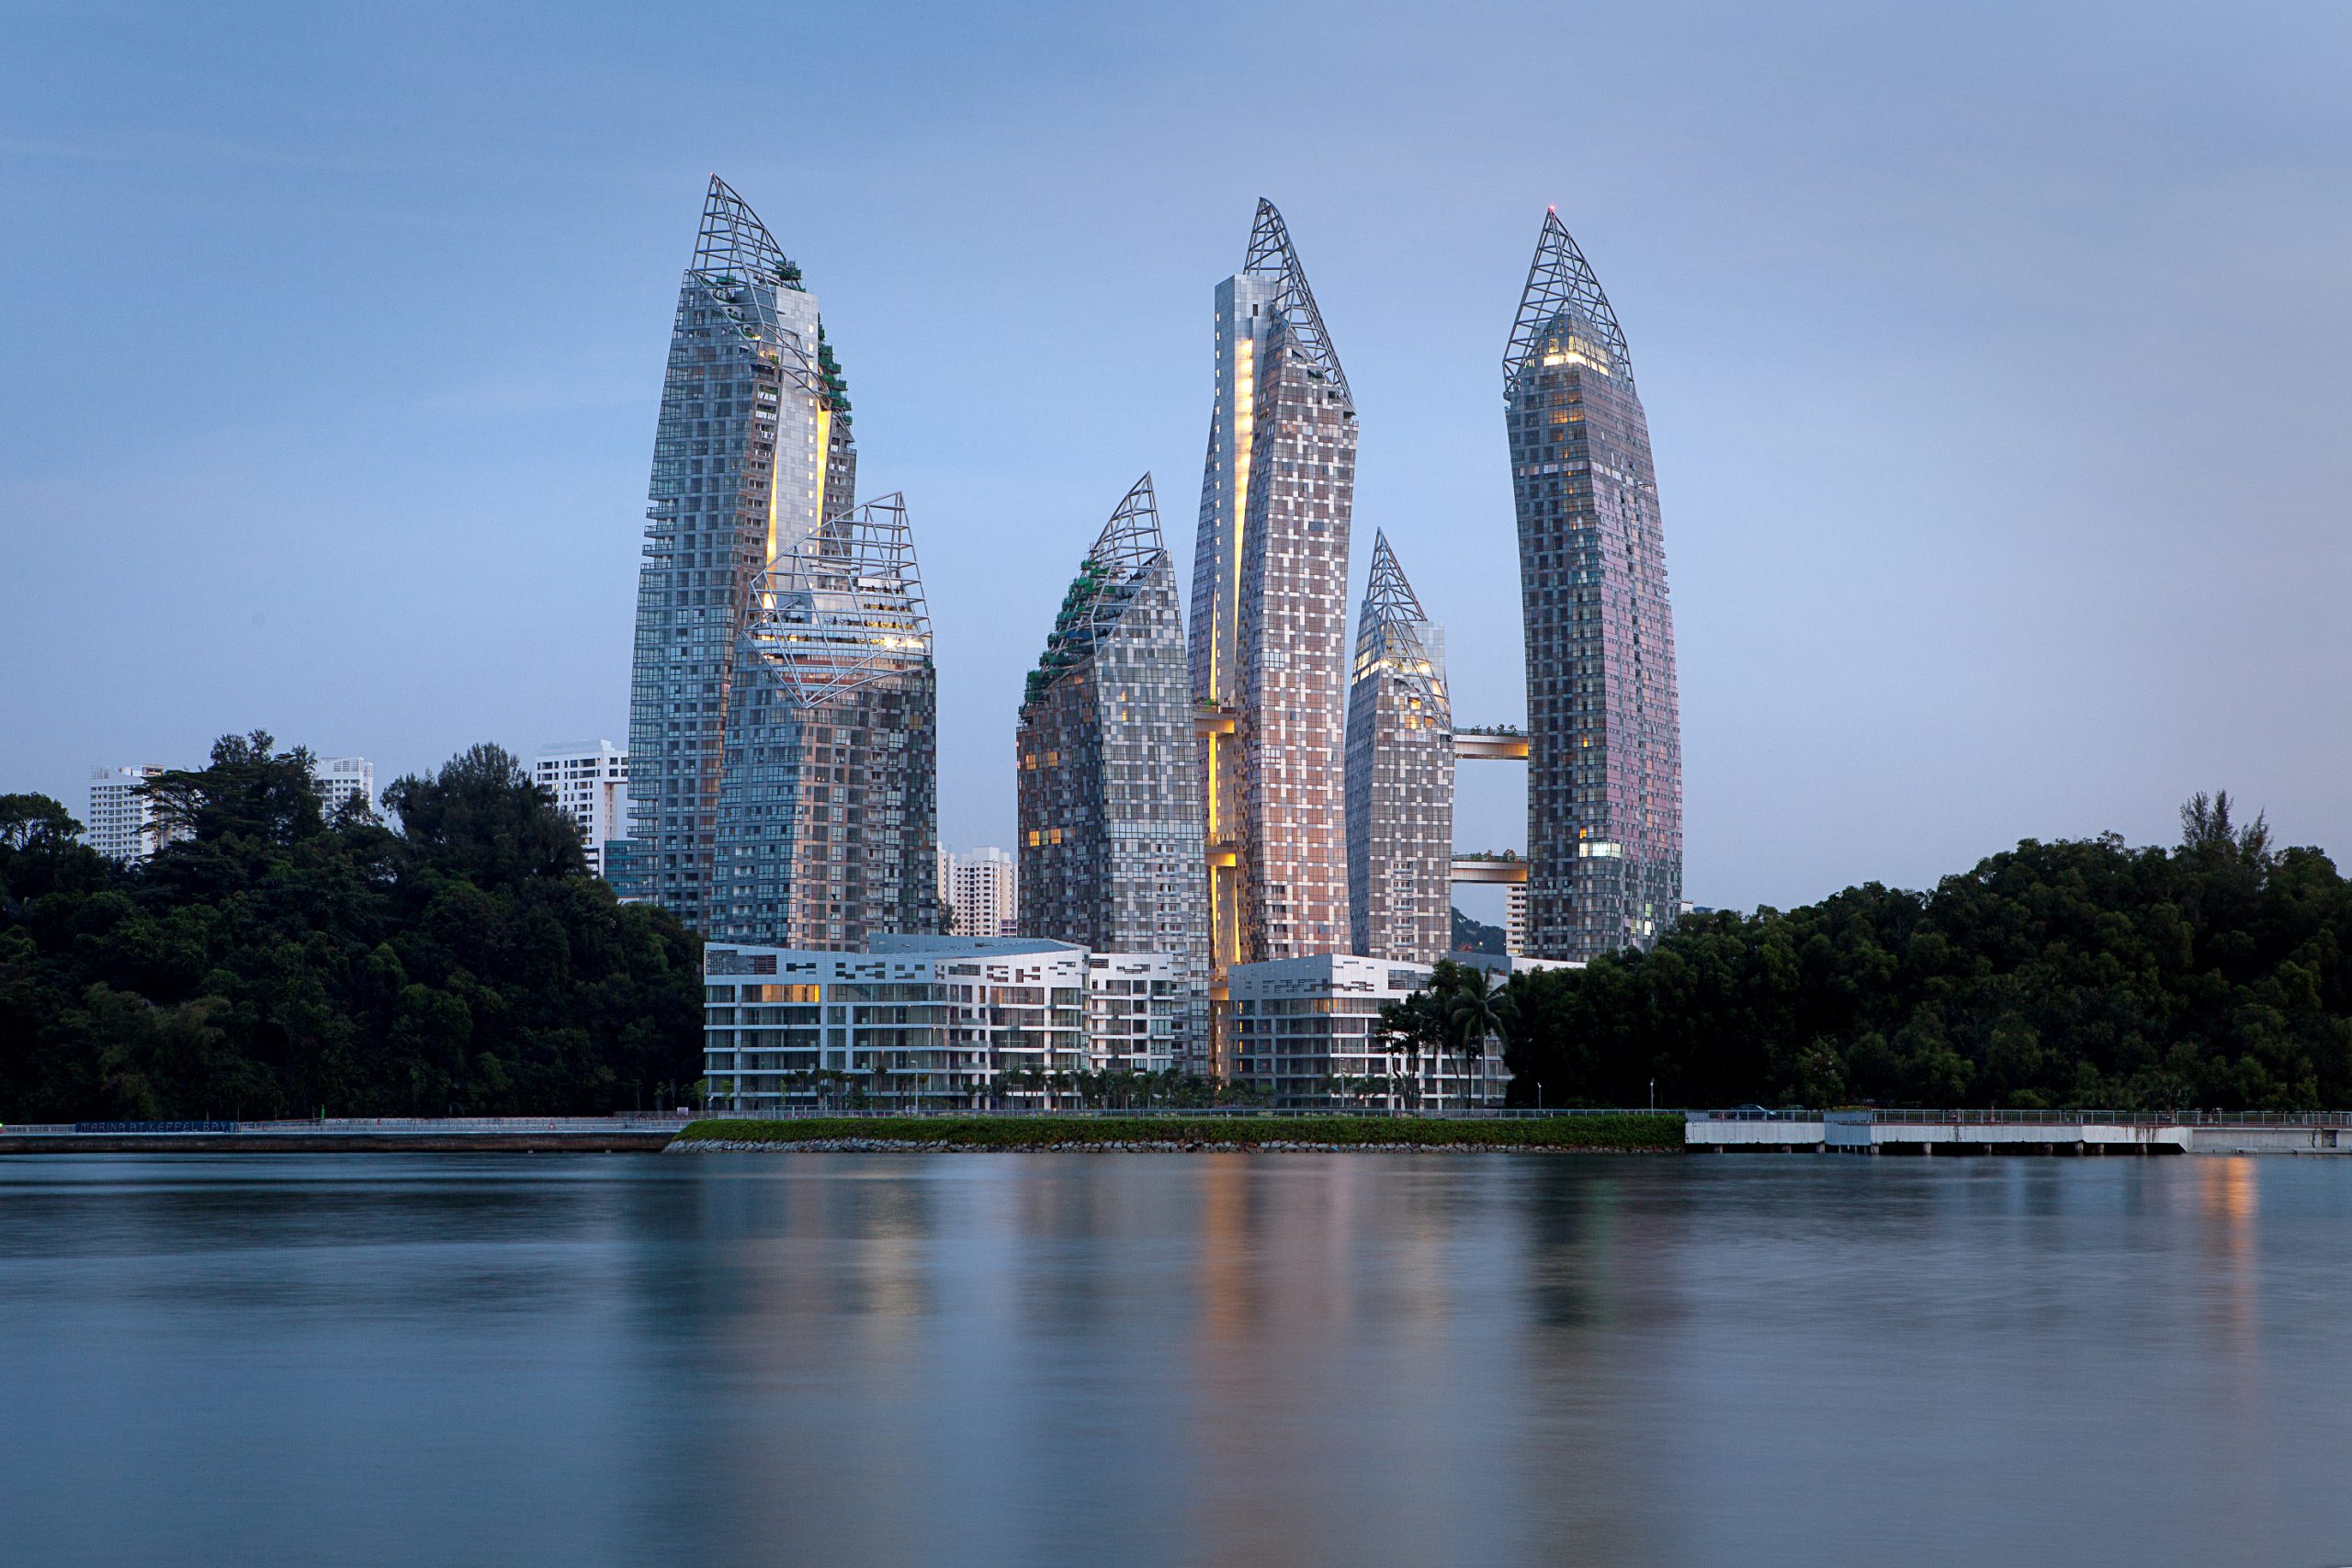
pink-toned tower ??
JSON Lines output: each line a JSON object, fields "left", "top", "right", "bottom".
{"left": 1190, "top": 200, "right": 1358, "bottom": 1065}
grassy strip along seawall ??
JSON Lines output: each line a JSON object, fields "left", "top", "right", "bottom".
{"left": 671, "top": 1114, "right": 1684, "bottom": 1152}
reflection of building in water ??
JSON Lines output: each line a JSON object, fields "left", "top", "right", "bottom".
{"left": 2196, "top": 1157, "right": 2261, "bottom": 1362}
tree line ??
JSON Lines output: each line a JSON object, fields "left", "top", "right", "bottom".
{"left": 0, "top": 734, "right": 704, "bottom": 1121}
{"left": 1495, "top": 795, "right": 2352, "bottom": 1111}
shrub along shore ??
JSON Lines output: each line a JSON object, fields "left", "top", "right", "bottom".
{"left": 671, "top": 1113, "right": 1684, "bottom": 1152}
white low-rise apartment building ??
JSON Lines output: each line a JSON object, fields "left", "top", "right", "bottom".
{"left": 1227, "top": 953, "right": 1510, "bottom": 1110}
{"left": 703, "top": 936, "right": 1189, "bottom": 1111}
{"left": 1082, "top": 950, "right": 1184, "bottom": 1074}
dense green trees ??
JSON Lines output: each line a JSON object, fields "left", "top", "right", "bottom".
{"left": 0, "top": 734, "right": 703, "bottom": 1121}
{"left": 1380, "top": 958, "right": 1517, "bottom": 1105}
{"left": 1502, "top": 795, "right": 2352, "bottom": 1111}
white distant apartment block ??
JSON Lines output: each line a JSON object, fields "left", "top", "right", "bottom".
{"left": 86, "top": 765, "right": 176, "bottom": 863}
{"left": 942, "top": 846, "right": 1018, "bottom": 938}
{"left": 534, "top": 741, "right": 629, "bottom": 877}
{"left": 312, "top": 756, "right": 376, "bottom": 818}
{"left": 1505, "top": 884, "right": 1528, "bottom": 957}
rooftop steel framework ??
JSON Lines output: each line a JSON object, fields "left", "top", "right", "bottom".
{"left": 1090, "top": 472, "right": 1166, "bottom": 577}
{"left": 1352, "top": 530, "right": 1443, "bottom": 692}
{"left": 741, "top": 491, "right": 932, "bottom": 706}
{"left": 1504, "top": 208, "right": 1634, "bottom": 391}
{"left": 1243, "top": 198, "right": 1351, "bottom": 401}
{"left": 688, "top": 175, "right": 823, "bottom": 397}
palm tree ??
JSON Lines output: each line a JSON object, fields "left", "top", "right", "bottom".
{"left": 1377, "top": 990, "right": 1446, "bottom": 1110}
{"left": 1440, "top": 966, "right": 1517, "bottom": 1109}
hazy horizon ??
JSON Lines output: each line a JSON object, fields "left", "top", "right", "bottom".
{"left": 5, "top": 1, "right": 2347, "bottom": 920}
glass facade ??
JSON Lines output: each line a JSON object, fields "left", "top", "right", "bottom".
{"left": 1504, "top": 210, "right": 1683, "bottom": 960}
{"left": 1016, "top": 476, "right": 1210, "bottom": 1067}
{"left": 628, "top": 175, "right": 856, "bottom": 933}
{"left": 1344, "top": 532, "right": 1453, "bottom": 964}
{"left": 1190, "top": 199, "right": 1358, "bottom": 1034}
{"left": 711, "top": 494, "right": 939, "bottom": 949}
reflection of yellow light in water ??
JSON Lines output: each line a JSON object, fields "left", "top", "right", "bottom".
{"left": 2198, "top": 1156, "right": 2258, "bottom": 1225}
{"left": 1201, "top": 1156, "right": 1250, "bottom": 1348}
{"left": 2195, "top": 1156, "right": 2260, "bottom": 1369}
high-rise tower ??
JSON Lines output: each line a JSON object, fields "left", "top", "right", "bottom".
{"left": 628, "top": 176, "right": 856, "bottom": 932}
{"left": 711, "top": 493, "right": 938, "bottom": 948}
{"left": 1017, "top": 476, "right": 1210, "bottom": 1063}
{"left": 1191, "top": 199, "right": 1359, "bottom": 1031}
{"left": 1344, "top": 532, "right": 1453, "bottom": 964}
{"left": 1504, "top": 209, "right": 1682, "bottom": 959}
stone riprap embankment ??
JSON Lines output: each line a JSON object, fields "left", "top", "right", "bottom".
{"left": 671, "top": 1137, "right": 1661, "bottom": 1154}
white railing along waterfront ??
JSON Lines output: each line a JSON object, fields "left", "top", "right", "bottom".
{"left": 1692, "top": 1108, "right": 2352, "bottom": 1128}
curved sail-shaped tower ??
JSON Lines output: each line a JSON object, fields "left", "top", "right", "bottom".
{"left": 1190, "top": 200, "right": 1359, "bottom": 1044}
{"left": 1344, "top": 532, "right": 1453, "bottom": 964}
{"left": 627, "top": 176, "right": 857, "bottom": 931}
{"left": 1017, "top": 476, "right": 1210, "bottom": 1066}
{"left": 712, "top": 493, "right": 938, "bottom": 949}
{"left": 1504, "top": 209, "right": 1682, "bottom": 958}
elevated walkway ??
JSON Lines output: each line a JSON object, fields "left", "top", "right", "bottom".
{"left": 1453, "top": 729, "right": 1528, "bottom": 761}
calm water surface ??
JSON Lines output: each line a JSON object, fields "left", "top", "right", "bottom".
{"left": 3, "top": 1152, "right": 2349, "bottom": 1567}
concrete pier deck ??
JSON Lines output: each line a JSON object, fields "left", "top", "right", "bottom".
{"left": 1687, "top": 1109, "right": 2352, "bottom": 1155}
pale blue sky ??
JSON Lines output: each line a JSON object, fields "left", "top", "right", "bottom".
{"left": 4, "top": 0, "right": 2347, "bottom": 916}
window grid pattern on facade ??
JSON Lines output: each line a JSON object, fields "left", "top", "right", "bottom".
{"left": 1504, "top": 210, "right": 1683, "bottom": 961}
{"left": 628, "top": 175, "right": 854, "bottom": 933}
{"left": 712, "top": 493, "right": 938, "bottom": 950}
{"left": 1191, "top": 200, "right": 1358, "bottom": 992}
{"left": 1017, "top": 475, "right": 1211, "bottom": 1068}
{"left": 1344, "top": 532, "right": 1453, "bottom": 965}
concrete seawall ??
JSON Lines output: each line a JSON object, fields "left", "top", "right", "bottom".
{"left": 0, "top": 1118, "right": 685, "bottom": 1155}
{"left": 1688, "top": 1111, "right": 2351, "bottom": 1156}
{"left": 1, "top": 1133, "right": 675, "bottom": 1154}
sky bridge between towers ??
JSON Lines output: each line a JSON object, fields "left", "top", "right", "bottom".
{"left": 1452, "top": 727, "right": 1528, "bottom": 884}
{"left": 1453, "top": 728, "right": 1528, "bottom": 761}
{"left": 1188, "top": 709, "right": 1528, "bottom": 886}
